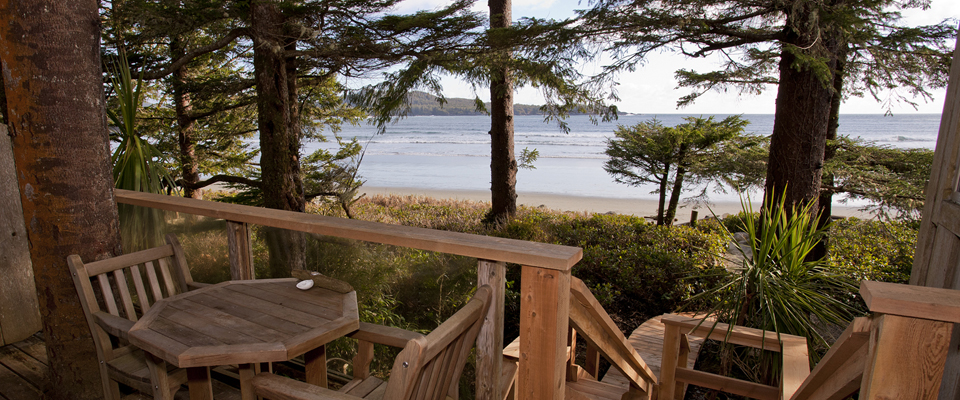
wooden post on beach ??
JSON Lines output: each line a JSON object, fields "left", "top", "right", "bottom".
{"left": 689, "top": 211, "right": 699, "bottom": 227}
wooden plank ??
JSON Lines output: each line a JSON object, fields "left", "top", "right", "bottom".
{"left": 661, "top": 314, "right": 804, "bottom": 351}
{"left": 115, "top": 189, "right": 582, "bottom": 271}
{"left": 861, "top": 314, "right": 951, "bottom": 399}
{"left": 303, "top": 345, "right": 327, "bottom": 389}
{"left": 165, "top": 300, "right": 288, "bottom": 342}
{"left": 780, "top": 342, "right": 810, "bottom": 399}
{"left": 222, "top": 283, "right": 342, "bottom": 320}
{"left": 659, "top": 323, "right": 680, "bottom": 400}
{"left": 187, "top": 367, "right": 214, "bottom": 400}
{"left": 11, "top": 335, "right": 47, "bottom": 365}
{"left": 912, "top": 28, "right": 960, "bottom": 286}
{"left": 0, "top": 343, "right": 46, "bottom": 390}
{"left": 84, "top": 245, "right": 175, "bottom": 277}
{"left": 602, "top": 314, "right": 704, "bottom": 394}
{"left": 0, "top": 127, "right": 41, "bottom": 346}
{"left": 790, "top": 317, "right": 870, "bottom": 400}
{"left": 226, "top": 221, "right": 255, "bottom": 281}
{"left": 184, "top": 292, "right": 309, "bottom": 335}
{"left": 674, "top": 367, "right": 779, "bottom": 400}
{"left": 0, "top": 362, "right": 41, "bottom": 400}
{"left": 518, "top": 265, "right": 570, "bottom": 400}
{"left": 476, "top": 260, "right": 505, "bottom": 400}
{"left": 569, "top": 278, "right": 656, "bottom": 383}
{"left": 501, "top": 356, "right": 519, "bottom": 400}
{"left": 860, "top": 280, "right": 960, "bottom": 323}
{"left": 567, "top": 297, "right": 652, "bottom": 395}
{"left": 144, "top": 260, "right": 166, "bottom": 305}
{"left": 794, "top": 341, "right": 868, "bottom": 400}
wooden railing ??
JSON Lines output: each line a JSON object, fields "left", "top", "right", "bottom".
{"left": 567, "top": 277, "right": 658, "bottom": 398}
{"left": 790, "top": 280, "right": 955, "bottom": 400}
{"left": 657, "top": 280, "right": 960, "bottom": 400}
{"left": 658, "top": 315, "right": 810, "bottom": 400}
{"left": 114, "top": 189, "right": 582, "bottom": 400}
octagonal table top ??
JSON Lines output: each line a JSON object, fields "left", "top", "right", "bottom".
{"left": 128, "top": 278, "right": 359, "bottom": 369}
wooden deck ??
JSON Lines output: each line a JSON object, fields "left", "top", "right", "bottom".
{"left": 0, "top": 334, "right": 245, "bottom": 400}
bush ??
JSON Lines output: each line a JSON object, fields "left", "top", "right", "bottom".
{"left": 828, "top": 218, "right": 917, "bottom": 285}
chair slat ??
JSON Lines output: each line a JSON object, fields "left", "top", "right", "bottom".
{"left": 157, "top": 258, "right": 178, "bottom": 297}
{"left": 112, "top": 269, "right": 137, "bottom": 321}
{"left": 98, "top": 274, "right": 120, "bottom": 316}
{"left": 143, "top": 261, "right": 164, "bottom": 304}
{"left": 130, "top": 264, "right": 152, "bottom": 310}
{"left": 430, "top": 341, "right": 458, "bottom": 400}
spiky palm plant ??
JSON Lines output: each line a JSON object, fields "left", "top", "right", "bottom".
{"left": 108, "top": 52, "right": 175, "bottom": 252}
{"left": 693, "top": 192, "right": 858, "bottom": 383}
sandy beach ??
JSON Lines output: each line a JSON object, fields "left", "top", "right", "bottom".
{"left": 359, "top": 186, "right": 876, "bottom": 220}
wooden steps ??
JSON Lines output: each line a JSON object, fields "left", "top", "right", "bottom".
{"left": 505, "top": 313, "right": 706, "bottom": 400}
{"left": 601, "top": 314, "right": 704, "bottom": 391}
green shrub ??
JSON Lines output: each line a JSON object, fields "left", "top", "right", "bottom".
{"left": 828, "top": 218, "right": 917, "bottom": 284}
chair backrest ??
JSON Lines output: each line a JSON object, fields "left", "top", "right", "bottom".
{"left": 69, "top": 233, "right": 194, "bottom": 330}
{"left": 383, "top": 285, "right": 493, "bottom": 400}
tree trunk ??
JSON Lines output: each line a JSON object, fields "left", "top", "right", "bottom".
{"left": 666, "top": 152, "right": 688, "bottom": 226}
{"left": 765, "top": 8, "right": 838, "bottom": 215}
{"left": 486, "top": 0, "right": 517, "bottom": 224}
{"left": 252, "top": 0, "right": 305, "bottom": 276}
{"left": 0, "top": 1, "right": 122, "bottom": 398}
{"left": 656, "top": 164, "right": 671, "bottom": 226}
{"left": 812, "top": 43, "right": 847, "bottom": 261}
{"left": 171, "top": 37, "right": 203, "bottom": 200}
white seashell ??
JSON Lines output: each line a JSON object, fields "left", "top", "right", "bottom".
{"left": 296, "top": 280, "right": 314, "bottom": 290}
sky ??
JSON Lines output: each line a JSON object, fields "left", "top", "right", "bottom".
{"left": 385, "top": 0, "right": 960, "bottom": 114}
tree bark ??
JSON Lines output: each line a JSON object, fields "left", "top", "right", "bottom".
{"left": 666, "top": 147, "right": 688, "bottom": 226}
{"left": 171, "top": 37, "right": 203, "bottom": 200}
{"left": 812, "top": 43, "right": 847, "bottom": 261}
{"left": 656, "top": 164, "right": 671, "bottom": 226}
{"left": 0, "top": 1, "right": 122, "bottom": 398}
{"left": 486, "top": 0, "right": 517, "bottom": 224}
{"left": 251, "top": 0, "right": 305, "bottom": 276}
{"left": 765, "top": 7, "right": 838, "bottom": 215}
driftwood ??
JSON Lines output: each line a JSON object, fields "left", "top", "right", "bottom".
{"left": 292, "top": 269, "right": 354, "bottom": 294}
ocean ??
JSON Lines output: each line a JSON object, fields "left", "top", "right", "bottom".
{"left": 305, "top": 114, "right": 942, "bottom": 202}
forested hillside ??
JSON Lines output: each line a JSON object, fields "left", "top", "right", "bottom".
{"left": 405, "top": 91, "right": 546, "bottom": 115}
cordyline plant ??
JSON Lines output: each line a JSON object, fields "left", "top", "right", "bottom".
{"left": 690, "top": 192, "right": 858, "bottom": 383}
{"left": 108, "top": 51, "right": 176, "bottom": 252}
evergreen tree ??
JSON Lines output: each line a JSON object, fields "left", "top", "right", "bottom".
{"left": 1, "top": 1, "right": 123, "bottom": 397}
{"left": 579, "top": 0, "right": 954, "bottom": 216}
{"left": 107, "top": 0, "right": 484, "bottom": 275}
{"left": 604, "top": 116, "right": 749, "bottom": 225}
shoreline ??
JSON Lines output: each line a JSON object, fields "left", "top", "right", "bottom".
{"left": 358, "top": 186, "right": 877, "bottom": 220}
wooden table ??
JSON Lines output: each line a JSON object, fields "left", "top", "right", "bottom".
{"left": 128, "top": 278, "right": 359, "bottom": 400}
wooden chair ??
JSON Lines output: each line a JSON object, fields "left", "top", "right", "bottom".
{"left": 68, "top": 234, "right": 200, "bottom": 400}
{"left": 251, "top": 284, "right": 494, "bottom": 400}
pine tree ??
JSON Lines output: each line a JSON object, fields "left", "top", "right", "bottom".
{"left": 578, "top": 0, "right": 954, "bottom": 215}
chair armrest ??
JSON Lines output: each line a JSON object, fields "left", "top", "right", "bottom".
{"left": 252, "top": 372, "right": 360, "bottom": 400}
{"left": 347, "top": 322, "right": 424, "bottom": 349}
{"left": 93, "top": 311, "right": 135, "bottom": 341}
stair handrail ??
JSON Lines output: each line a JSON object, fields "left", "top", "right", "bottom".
{"left": 786, "top": 280, "right": 958, "bottom": 400}
{"left": 567, "top": 277, "right": 658, "bottom": 397}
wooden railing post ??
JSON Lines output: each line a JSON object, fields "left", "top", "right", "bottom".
{"left": 659, "top": 323, "right": 681, "bottom": 400}
{"left": 860, "top": 314, "right": 951, "bottom": 399}
{"left": 476, "top": 260, "right": 505, "bottom": 400}
{"left": 518, "top": 265, "right": 570, "bottom": 400}
{"left": 226, "top": 221, "right": 255, "bottom": 280}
